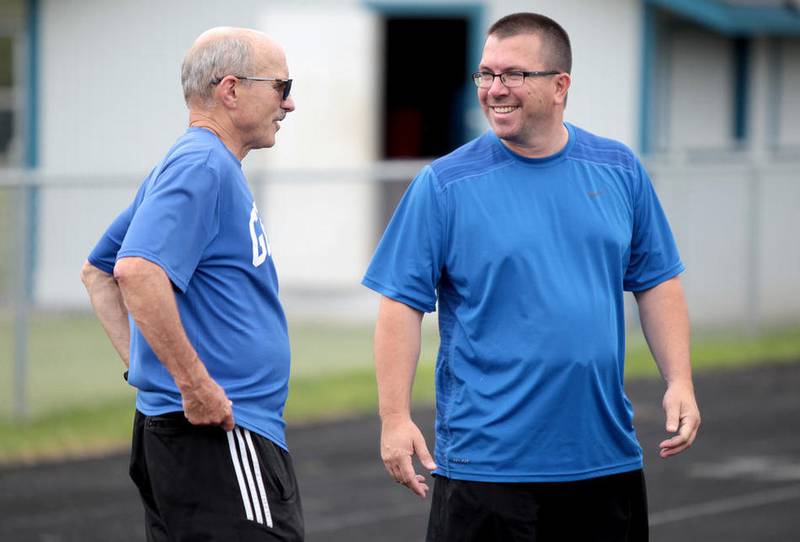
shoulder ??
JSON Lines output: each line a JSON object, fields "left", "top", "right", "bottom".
{"left": 568, "top": 124, "right": 639, "bottom": 174}
{"left": 153, "top": 130, "right": 237, "bottom": 190}
{"left": 165, "top": 130, "right": 231, "bottom": 174}
{"left": 429, "top": 132, "right": 513, "bottom": 189}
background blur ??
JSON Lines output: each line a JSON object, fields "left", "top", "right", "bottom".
{"left": 0, "top": 0, "right": 799, "bottom": 428}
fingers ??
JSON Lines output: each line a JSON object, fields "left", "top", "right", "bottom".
{"left": 402, "top": 475, "right": 430, "bottom": 498}
{"left": 659, "top": 383, "right": 701, "bottom": 459}
{"left": 414, "top": 434, "right": 438, "bottom": 471}
{"left": 182, "top": 382, "right": 234, "bottom": 428}
{"left": 659, "top": 412, "right": 700, "bottom": 458}
{"left": 400, "top": 456, "right": 429, "bottom": 498}
{"left": 665, "top": 403, "right": 680, "bottom": 434}
{"left": 221, "top": 400, "right": 235, "bottom": 431}
{"left": 381, "top": 420, "right": 436, "bottom": 499}
{"left": 384, "top": 451, "right": 429, "bottom": 498}
{"left": 380, "top": 417, "right": 436, "bottom": 498}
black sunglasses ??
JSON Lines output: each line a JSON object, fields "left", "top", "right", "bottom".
{"left": 212, "top": 75, "right": 293, "bottom": 100}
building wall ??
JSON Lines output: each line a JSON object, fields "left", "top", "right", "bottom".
{"left": 38, "top": 0, "right": 272, "bottom": 175}
{"left": 777, "top": 38, "right": 800, "bottom": 148}
{"left": 25, "top": 0, "right": 800, "bottom": 328}
{"left": 653, "top": 161, "right": 800, "bottom": 327}
{"left": 255, "top": 3, "right": 380, "bottom": 289}
{"left": 667, "top": 24, "right": 734, "bottom": 151}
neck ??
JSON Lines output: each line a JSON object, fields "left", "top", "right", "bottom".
{"left": 188, "top": 111, "right": 248, "bottom": 160}
{"left": 501, "top": 117, "right": 568, "bottom": 159}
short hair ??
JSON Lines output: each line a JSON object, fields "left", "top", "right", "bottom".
{"left": 488, "top": 13, "right": 572, "bottom": 74}
{"left": 181, "top": 36, "right": 255, "bottom": 107}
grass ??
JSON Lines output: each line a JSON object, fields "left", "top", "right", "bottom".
{"left": 626, "top": 326, "right": 800, "bottom": 377}
{"left": 0, "top": 311, "right": 798, "bottom": 465}
{"left": 0, "top": 188, "right": 12, "bottom": 303}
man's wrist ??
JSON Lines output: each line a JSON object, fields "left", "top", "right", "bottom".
{"left": 664, "top": 374, "right": 694, "bottom": 388}
{"left": 380, "top": 410, "right": 412, "bottom": 423}
{"left": 174, "top": 355, "right": 209, "bottom": 391}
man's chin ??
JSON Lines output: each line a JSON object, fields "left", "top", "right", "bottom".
{"left": 489, "top": 122, "right": 518, "bottom": 141}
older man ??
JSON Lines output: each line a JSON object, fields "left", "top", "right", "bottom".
{"left": 80, "top": 28, "right": 302, "bottom": 540}
{"left": 363, "top": 12, "right": 700, "bottom": 541}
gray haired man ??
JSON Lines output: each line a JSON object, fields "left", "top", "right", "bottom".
{"left": 81, "top": 27, "right": 303, "bottom": 540}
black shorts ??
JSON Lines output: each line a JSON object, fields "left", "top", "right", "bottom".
{"left": 129, "top": 410, "right": 304, "bottom": 541}
{"left": 426, "top": 470, "right": 648, "bottom": 542}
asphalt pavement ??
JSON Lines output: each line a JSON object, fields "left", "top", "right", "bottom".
{"left": 2, "top": 360, "right": 799, "bottom": 541}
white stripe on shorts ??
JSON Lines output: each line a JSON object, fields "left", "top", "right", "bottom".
{"left": 244, "top": 429, "right": 273, "bottom": 528}
{"left": 235, "top": 427, "right": 265, "bottom": 525}
{"left": 226, "top": 430, "right": 254, "bottom": 521}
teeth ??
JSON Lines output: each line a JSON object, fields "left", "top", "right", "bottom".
{"left": 493, "top": 106, "right": 518, "bottom": 113}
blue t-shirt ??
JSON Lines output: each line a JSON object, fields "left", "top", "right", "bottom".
{"left": 363, "top": 123, "right": 684, "bottom": 482}
{"left": 89, "top": 128, "right": 291, "bottom": 450}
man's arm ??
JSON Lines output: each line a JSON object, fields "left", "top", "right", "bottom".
{"left": 113, "top": 256, "right": 234, "bottom": 430}
{"left": 634, "top": 275, "right": 700, "bottom": 458}
{"left": 80, "top": 260, "right": 131, "bottom": 367}
{"left": 375, "top": 296, "right": 437, "bottom": 498}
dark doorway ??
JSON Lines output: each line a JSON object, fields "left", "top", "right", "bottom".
{"left": 382, "top": 17, "right": 469, "bottom": 159}
{"left": 378, "top": 16, "right": 470, "bottom": 235}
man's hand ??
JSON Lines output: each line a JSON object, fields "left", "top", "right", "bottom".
{"left": 659, "top": 381, "right": 700, "bottom": 458}
{"left": 181, "top": 371, "right": 235, "bottom": 431}
{"left": 114, "top": 257, "right": 235, "bottom": 432}
{"left": 381, "top": 414, "right": 437, "bottom": 498}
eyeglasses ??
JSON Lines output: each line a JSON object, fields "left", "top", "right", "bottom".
{"left": 472, "top": 70, "right": 560, "bottom": 89}
{"left": 212, "top": 75, "right": 293, "bottom": 100}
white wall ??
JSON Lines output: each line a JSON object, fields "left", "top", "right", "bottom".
{"left": 653, "top": 161, "right": 800, "bottom": 327}
{"left": 256, "top": 4, "right": 380, "bottom": 289}
{"left": 667, "top": 25, "right": 734, "bottom": 151}
{"left": 38, "top": 0, "right": 273, "bottom": 176}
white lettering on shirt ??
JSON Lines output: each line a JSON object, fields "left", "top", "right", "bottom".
{"left": 249, "top": 202, "right": 270, "bottom": 267}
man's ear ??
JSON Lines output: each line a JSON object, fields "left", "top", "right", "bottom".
{"left": 214, "top": 75, "right": 239, "bottom": 108}
{"left": 554, "top": 72, "right": 571, "bottom": 106}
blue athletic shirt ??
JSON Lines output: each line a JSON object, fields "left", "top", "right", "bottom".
{"left": 362, "top": 123, "right": 684, "bottom": 482}
{"left": 88, "top": 127, "right": 291, "bottom": 450}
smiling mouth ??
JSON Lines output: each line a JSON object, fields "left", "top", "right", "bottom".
{"left": 491, "top": 106, "right": 519, "bottom": 114}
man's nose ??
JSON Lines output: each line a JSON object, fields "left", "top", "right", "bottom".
{"left": 488, "top": 76, "right": 509, "bottom": 97}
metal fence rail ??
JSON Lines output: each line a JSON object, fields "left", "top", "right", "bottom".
{"left": 1, "top": 158, "right": 799, "bottom": 419}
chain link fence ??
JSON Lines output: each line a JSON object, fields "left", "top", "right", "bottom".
{"left": 1, "top": 158, "right": 799, "bottom": 420}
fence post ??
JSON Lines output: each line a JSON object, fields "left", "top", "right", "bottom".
{"left": 745, "top": 164, "right": 761, "bottom": 337}
{"left": 13, "top": 179, "right": 31, "bottom": 420}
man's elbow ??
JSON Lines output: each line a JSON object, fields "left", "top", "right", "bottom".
{"left": 113, "top": 257, "right": 140, "bottom": 288}
{"left": 81, "top": 260, "right": 105, "bottom": 289}
{"left": 114, "top": 257, "right": 163, "bottom": 291}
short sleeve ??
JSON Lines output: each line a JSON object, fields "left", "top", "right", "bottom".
{"left": 88, "top": 199, "right": 137, "bottom": 274}
{"left": 117, "top": 162, "right": 220, "bottom": 292}
{"left": 623, "top": 160, "right": 684, "bottom": 291}
{"left": 362, "top": 166, "right": 446, "bottom": 312}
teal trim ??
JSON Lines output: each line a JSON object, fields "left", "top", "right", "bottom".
{"left": 639, "top": 3, "right": 657, "bottom": 154}
{"left": 645, "top": 0, "right": 800, "bottom": 36}
{"left": 25, "top": 0, "right": 38, "bottom": 168}
{"left": 24, "top": 0, "right": 38, "bottom": 300}
{"left": 767, "top": 38, "right": 783, "bottom": 150}
{"left": 732, "top": 37, "right": 750, "bottom": 142}
{"left": 363, "top": 1, "right": 485, "bottom": 141}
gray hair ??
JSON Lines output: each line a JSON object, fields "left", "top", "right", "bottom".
{"left": 181, "top": 36, "right": 255, "bottom": 107}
